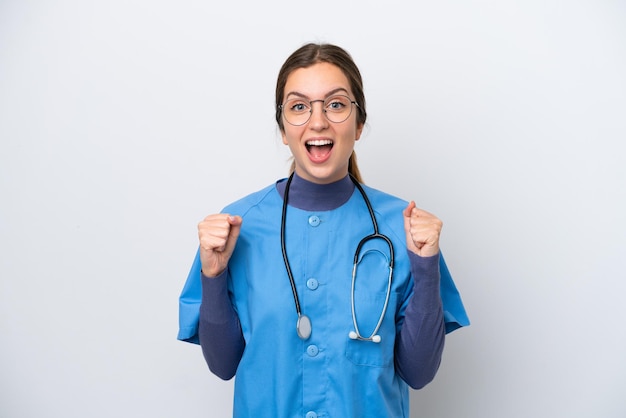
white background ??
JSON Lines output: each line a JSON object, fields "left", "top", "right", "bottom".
{"left": 1, "top": 1, "right": 625, "bottom": 417}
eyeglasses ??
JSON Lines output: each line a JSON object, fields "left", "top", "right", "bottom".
{"left": 280, "top": 95, "right": 359, "bottom": 126}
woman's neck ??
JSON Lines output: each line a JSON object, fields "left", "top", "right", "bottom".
{"left": 276, "top": 172, "right": 355, "bottom": 211}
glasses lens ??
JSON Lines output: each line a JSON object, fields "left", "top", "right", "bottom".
{"left": 282, "top": 98, "right": 310, "bottom": 126}
{"left": 282, "top": 95, "right": 356, "bottom": 126}
{"left": 324, "top": 95, "right": 354, "bottom": 123}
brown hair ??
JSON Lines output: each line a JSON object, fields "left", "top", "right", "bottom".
{"left": 276, "top": 43, "right": 366, "bottom": 183}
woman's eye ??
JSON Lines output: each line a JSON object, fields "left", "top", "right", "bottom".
{"left": 291, "top": 102, "right": 308, "bottom": 112}
{"left": 327, "top": 97, "right": 348, "bottom": 111}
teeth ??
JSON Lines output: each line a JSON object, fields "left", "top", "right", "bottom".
{"left": 306, "top": 139, "right": 333, "bottom": 146}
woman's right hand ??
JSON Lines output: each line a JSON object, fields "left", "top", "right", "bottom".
{"left": 197, "top": 214, "right": 242, "bottom": 277}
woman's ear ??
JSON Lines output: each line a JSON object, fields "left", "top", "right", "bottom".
{"left": 355, "top": 122, "right": 364, "bottom": 141}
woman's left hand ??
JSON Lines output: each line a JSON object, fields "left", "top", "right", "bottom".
{"left": 403, "top": 201, "right": 443, "bottom": 257}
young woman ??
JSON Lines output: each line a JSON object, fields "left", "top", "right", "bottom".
{"left": 178, "top": 43, "right": 469, "bottom": 417}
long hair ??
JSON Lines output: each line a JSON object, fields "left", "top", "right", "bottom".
{"left": 276, "top": 43, "right": 366, "bottom": 183}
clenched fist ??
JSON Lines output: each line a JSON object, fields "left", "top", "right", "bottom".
{"left": 198, "top": 214, "right": 242, "bottom": 277}
{"left": 403, "top": 201, "right": 442, "bottom": 258}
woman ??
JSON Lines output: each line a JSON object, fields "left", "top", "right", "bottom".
{"left": 178, "top": 43, "right": 469, "bottom": 417}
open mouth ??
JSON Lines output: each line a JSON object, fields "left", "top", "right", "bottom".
{"left": 306, "top": 139, "right": 334, "bottom": 161}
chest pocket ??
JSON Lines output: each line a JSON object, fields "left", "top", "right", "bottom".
{"left": 345, "top": 248, "right": 398, "bottom": 367}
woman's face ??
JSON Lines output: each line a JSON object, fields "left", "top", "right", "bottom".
{"left": 281, "top": 62, "right": 363, "bottom": 184}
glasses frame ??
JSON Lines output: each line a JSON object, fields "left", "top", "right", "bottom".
{"left": 279, "top": 94, "right": 360, "bottom": 126}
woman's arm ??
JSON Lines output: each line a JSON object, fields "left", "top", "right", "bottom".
{"left": 198, "top": 269, "right": 245, "bottom": 380}
{"left": 394, "top": 252, "right": 445, "bottom": 389}
{"left": 396, "top": 201, "right": 446, "bottom": 388}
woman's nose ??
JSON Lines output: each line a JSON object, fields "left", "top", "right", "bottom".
{"left": 308, "top": 101, "right": 328, "bottom": 129}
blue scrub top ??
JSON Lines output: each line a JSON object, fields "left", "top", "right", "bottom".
{"left": 178, "top": 182, "right": 469, "bottom": 417}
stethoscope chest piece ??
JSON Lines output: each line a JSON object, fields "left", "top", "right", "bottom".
{"left": 296, "top": 314, "right": 312, "bottom": 340}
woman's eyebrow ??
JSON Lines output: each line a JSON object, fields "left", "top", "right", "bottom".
{"left": 284, "top": 87, "right": 350, "bottom": 100}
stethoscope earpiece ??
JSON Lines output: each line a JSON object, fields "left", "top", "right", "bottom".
{"left": 348, "top": 330, "right": 382, "bottom": 343}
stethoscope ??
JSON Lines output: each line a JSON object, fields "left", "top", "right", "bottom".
{"left": 281, "top": 173, "right": 394, "bottom": 343}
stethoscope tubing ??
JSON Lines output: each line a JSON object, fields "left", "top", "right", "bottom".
{"left": 350, "top": 235, "right": 394, "bottom": 343}
{"left": 280, "top": 173, "right": 302, "bottom": 316}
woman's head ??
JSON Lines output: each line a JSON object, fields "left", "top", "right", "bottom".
{"left": 276, "top": 43, "right": 366, "bottom": 183}
{"left": 275, "top": 43, "right": 367, "bottom": 131}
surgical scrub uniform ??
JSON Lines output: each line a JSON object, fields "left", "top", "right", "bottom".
{"left": 178, "top": 174, "right": 469, "bottom": 417}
